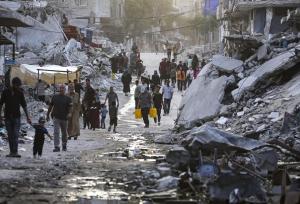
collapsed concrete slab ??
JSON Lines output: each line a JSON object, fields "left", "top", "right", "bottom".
{"left": 183, "top": 125, "right": 267, "bottom": 153}
{"left": 232, "top": 51, "right": 299, "bottom": 101}
{"left": 212, "top": 55, "right": 243, "bottom": 74}
{"left": 178, "top": 74, "right": 235, "bottom": 128}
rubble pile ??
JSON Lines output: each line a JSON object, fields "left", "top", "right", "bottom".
{"left": 144, "top": 33, "right": 300, "bottom": 203}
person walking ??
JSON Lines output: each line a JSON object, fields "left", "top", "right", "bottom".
{"left": 138, "top": 87, "right": 152, "bottom": 128}
{"left": 35, "top": 79, "right": 48, "bottom": 102}
{"left": 108, "top": 101, "right": 118, "bottom": 133}
{"left": 82, "top": 78, "right": 95, "bottom": 129}
{"left": 105, "top": 87, "right": 119, "bottom": 109}
{"left": 151, "top": 70, "right": 160, "bottom": 92}
{"left": 0, "top": 77, "right": 31, "bottom": 158}
{"left": 186, "top": 68, "right": 193, "bottom": 87}
{"left": 89, "top": 94, "right": 100, "bottom": 131}
{"left": 32, "top": 117, "right": 52, "bottom": 158}
{"left": 121, "top": 70, "right": 132, "bottom": 96}
{"left": 136, "top": 59, "right": 144, "bottom": 79}
{"left": 134, "top": 80, "right": 141, "bottom": 109}
{"left": 166, "top": 41, "right": 172, "bottom": 61}
{"left": 100, "top": 104, "right": 108, "bottom": 129}
{"left": 67, "top": 84, "right": 80, "bottom": 140}
{"left": 159, "top": 58, "right": 167, "bottom": 83}
{"left": 73, "top": 79, "right": 84, "bottom": 98}
{"left": 162, "top": 80, "right": 173, "bottom": 115}
{"left": 192, "top": 54, "right": 199, "bottom": 71}
{"left": 47, "top": 85, "right": 72, "bottom": 152}
{"left": 170, "top": 59, "right": 177, "bottom": 88}
{"left": 176, "top": 66, "right": 186, "bottom": 92}
{"left": 153, "top": 86, "right": 163, "bottom": 126}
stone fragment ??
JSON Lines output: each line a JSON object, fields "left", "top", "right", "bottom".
{"left": 166, "top": 146, "right": 190, "bottom": 167}
{"left": 212, "top": 55, "right": 243, "bottom": 74}
{"left": 268, "top": 112, "right": 280, "bottom": 119}
{"left": 156, "top": 176, "right": 179, "bottom": 191}
{"left": 256, "top": 124, "right": 266, "bottom": 132}
{"left": 216, "top": 117, "right": 229, "bottom": 125}
{"left": 237, "top": 111, "right": 245, "bottom": 117}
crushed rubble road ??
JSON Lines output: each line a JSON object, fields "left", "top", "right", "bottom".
{"left": 0, "top": 53, "right": 182, "bottom": 204}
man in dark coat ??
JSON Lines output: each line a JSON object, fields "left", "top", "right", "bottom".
{"left": 121, "top": 70, "right": 132, "bottom": 96}
{"left": 151, "top": 70, "right": 160, "bottom": 91}
{"left": 82, "top": 78, "right": 95, "bottom": 129}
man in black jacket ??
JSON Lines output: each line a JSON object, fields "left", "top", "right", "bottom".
{"left": 151, "top": 70, "right": 160, "bottom": 92}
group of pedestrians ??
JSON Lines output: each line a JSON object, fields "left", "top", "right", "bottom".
{"left": 0, "top": 76, "right": 122, "bottom": 159}
{"left": 110, "top": 51, "right": 129, "bottom": 74}
{"left": 134, "top": 73, "right": 174, "bottom": 128}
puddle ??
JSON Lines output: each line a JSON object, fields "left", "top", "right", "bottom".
{"left": 78, "top": 198, "right": 128, "bottom": 204}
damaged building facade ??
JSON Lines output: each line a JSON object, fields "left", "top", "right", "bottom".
{"left": 217, "top": 0, "right": 300, "bottom": 59}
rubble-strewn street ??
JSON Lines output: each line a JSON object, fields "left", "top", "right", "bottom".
{"left": 1, "top": 0, "right": 300, "bottom": 203}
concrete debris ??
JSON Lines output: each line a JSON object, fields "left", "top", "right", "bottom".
{"left": 156, "top": 176, "right": 179, "bottom": 191}
{"left": 257, "top": 44, "right": 269, "bottom": 61}
{"left": 208, "top": 174, "right": 267, "bottom": 203}
{"left": 183, "top": 125, "right": 267, "bottom": 153}
{"left": 232, "top": 51, "right": 300, "bottom": 101}
{"left": 166, "top": 146, "right": 190, "bottom": 168}
{"left": 178, "top": 75, "right": 235, "bottom": 128}
{"left": 212, "top": 55, "right": 243, "bottom": 74}
{"left": 216, "top": 116, "right": 229, "bottom": 125}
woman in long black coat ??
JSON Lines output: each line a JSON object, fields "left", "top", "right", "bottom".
{"left": 121, "top": 70, "right": 132, "bottom": 96}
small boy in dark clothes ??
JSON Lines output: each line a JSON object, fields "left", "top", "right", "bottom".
{"left": 108, "top": 101, "right": 118, "bottom": 133}
{"left": 100, "top": 104, "right": 108, "bottom": 129}
{"left": 33, "top": 117, "right": 52, "bottom": 158}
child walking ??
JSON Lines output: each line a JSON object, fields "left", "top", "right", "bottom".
{"left": 32, "top": 117, "right": 52, "bottom": 158}
{"left": 108, "top": 101, "right": 118, "bottom": 133}
{"left": 100, "top": 104, "right": 108, "bottom": 129}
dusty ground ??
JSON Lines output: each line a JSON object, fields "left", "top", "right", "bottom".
{"left": 0, "top": 53, "right": 183, "bottom": 204}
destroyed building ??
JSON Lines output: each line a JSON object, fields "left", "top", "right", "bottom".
{"left": 217, "top": 0, "right": 300, "bottom": 59}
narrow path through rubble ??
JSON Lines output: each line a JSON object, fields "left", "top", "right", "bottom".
{"left": 0, "top": 53, "right": 182, "bottom": 204}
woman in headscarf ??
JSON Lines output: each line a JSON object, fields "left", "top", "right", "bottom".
{"left": 67, "top": 84, "right": 81, "bottom": 140}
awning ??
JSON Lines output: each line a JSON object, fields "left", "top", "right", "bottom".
{"left": 10, "top": 64, "right": 80, "bottom": 86}
{"left": 0, "top": 7, "right": 32, "bottom": 27}
{"left": 0, "top": 34, "right": 13, "bottom": 45}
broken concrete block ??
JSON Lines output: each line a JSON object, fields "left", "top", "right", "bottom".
{"left": 248, "top": 117, "right": 255, "bottom": 122}
{"left": 257, "top": 44, "right": 268, "bottom": 61}
{"left": 156, "top": 166, "right": 171, "bottom": 177}
{"left": 252, "top": 150, "right": 279, "bottom": 173}
{"left": 178, "top": 75, "right": 234, "bottom": 128}
{"left": 166, "top": 146, "right": 190, "bottom": 167}
{"left": 216, "top": 117, "right": 229, "bottom": 125}
{"left": 208, "top": 174, "right": 267, "bottom": 203}
{"left": 212, "top": 55, "right": 243, "bottom": 74}
{"left": 232, "top": 51, "right": 299, "bottom": 101}
{"left": 254, "top": 98, "right": 263, "bottom": 103}
{"left": 237, "top": 111, "right": 245, "bottom": 117}
{"left": 183, "top": 125, "right": 267, "bottom": 153}
{"left": 156, "top": 176, "right": 179, "bottom": 191}
{"left": 268, "top": 112, "right": 280, "bottom": 119}
{"left": 256, "top": 124, "right": 266, "bottom": 132}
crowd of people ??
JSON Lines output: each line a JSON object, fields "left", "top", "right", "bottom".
{"left": 0, "top": 43, "right": 206, "bottom": 160}
{"left": 0, "top": 76, "right": 123, "bottom": 158}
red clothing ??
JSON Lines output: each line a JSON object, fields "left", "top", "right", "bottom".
{"left": 159, "top": 61, "right": 168, "bottom": 76}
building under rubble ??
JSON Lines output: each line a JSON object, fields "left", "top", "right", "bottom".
{"left": 217, "top": 0, "right": 300, "bottom": 59}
